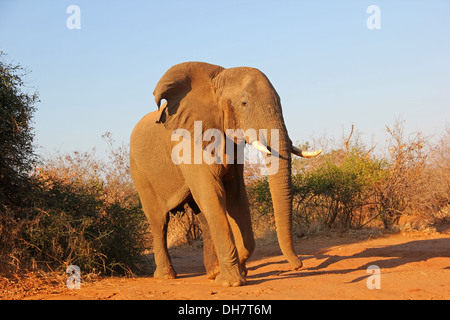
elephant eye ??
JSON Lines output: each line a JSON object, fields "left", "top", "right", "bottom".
{"left": 241, "top": 101, "right": 247, "bottom": 106}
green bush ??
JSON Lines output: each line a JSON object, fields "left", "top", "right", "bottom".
{"left": 246, "top": 177, "right": 272, "bottom": 218}
{"left": 0, "top": 52, "right": 38, "bottom": 207}
{"left": 293, "top": 148, "right": 386, "bottom": 229}
{"left": 246, "top": 147, "right": 387, "bottom": 233}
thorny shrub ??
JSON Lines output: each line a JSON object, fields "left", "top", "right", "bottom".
{"left": 1, "top": 135, "right": 150, "bottom": 276}
{"left": 247, "top": 121, "right": 450, "bottom": 235}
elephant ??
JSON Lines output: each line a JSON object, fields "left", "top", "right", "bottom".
{"left": 130, "top": 62, "right": 321, "bottom": 287}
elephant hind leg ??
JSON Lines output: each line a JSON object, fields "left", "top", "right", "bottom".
{"left": 138, "top": 188, "right": 176, "bottom": 279}
{"left": 149, "top": 211, "right": 176, "bottom": 279}
{"left": 225, "top": 205, "right": 255, "bottom": 277}
{"left": 224, "top": 166, "right": 255, "bottom": 276}
{"left": 197, "top": 212, "right": 220, "bottom": 279}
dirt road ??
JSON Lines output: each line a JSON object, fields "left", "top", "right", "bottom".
{"left": 19, "top": 229, "right": 450, "bottom": 300}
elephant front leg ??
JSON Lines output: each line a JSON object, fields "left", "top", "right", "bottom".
{"left": 189, "top": 180, "right": 245, "bottom": 287}
{"left": 207, "top": 212, "right": 245, "bottom": 287}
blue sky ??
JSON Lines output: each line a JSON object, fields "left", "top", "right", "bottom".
{"left": 1, "top": 1, "right": 449, "bottom": 156}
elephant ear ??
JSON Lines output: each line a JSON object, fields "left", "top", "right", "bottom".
{"left": 153, "top": 62, "right": 225, "bottom": 133}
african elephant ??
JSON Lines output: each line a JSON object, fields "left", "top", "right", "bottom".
{"left": 130, "top": 62, "right": 321, "bottom": 287}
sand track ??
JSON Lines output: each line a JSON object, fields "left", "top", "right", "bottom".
{"left": 15, "top": 229, "right": 450, "bottom": 300}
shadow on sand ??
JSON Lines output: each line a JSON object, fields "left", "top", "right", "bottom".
{"left": 246, "top": 237, "right": 450, "bottom": 285}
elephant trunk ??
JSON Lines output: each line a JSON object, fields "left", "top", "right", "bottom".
{"left": 266, "top": 128, "right": 303, "bottom": 270}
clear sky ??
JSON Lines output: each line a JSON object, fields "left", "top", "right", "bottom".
{"left": 1, "top": 0, "right": 449, "bottom": 157}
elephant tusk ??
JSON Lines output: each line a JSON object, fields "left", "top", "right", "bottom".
{"left": 291, "top": 146, "right": 322, "bottom": 158}
{"left": 252, "top": 141, "right": 271, "bottom": 155}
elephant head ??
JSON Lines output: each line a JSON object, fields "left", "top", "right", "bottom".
{"left": 153, "top": 62, "right": 321, "bottom": 270}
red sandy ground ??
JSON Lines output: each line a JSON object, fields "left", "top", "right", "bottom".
{"left": 3, "top": 225, "right": 448, "bottom": 300}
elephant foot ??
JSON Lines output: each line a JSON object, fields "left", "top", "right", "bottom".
{"left": 206, "top": 265, "right": 220, "bottom": 280}
{"left": 154, "top": 267, "right": 177, "bottom": 279}
{"left": 214, "top": 269, "right": 246, "bottom": 287}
